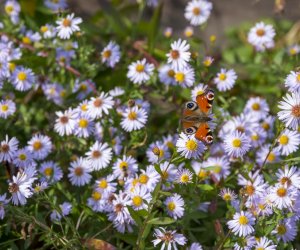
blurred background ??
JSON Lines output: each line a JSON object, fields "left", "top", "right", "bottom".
{"left": 70, "top": 0, "right": 300, "bottom": 47}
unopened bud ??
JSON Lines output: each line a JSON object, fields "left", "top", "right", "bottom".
{"left": 152, "top": 146, "right": 161, "bottom": 156}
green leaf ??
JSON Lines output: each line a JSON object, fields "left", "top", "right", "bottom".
{"left": 148, "top": 3, "right": 163, "bottom": 52}
{"left": 148, "top": 217, "right": 175, "bottom": 225}
{"left": 154, "top": 163, "right": 162, "bottom": 175}
{"left": 197, "top": 184, "right": 214, "bottom": 191}
{"left": 127, "top": 206, "right": 142, "bottom": 227}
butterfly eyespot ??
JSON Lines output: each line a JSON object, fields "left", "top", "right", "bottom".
{"left": 206, "top": 90, "right": 214, "bottom": 101}
{"left": 184, "top": 127, "right": 197, "bottom": 135}
{"left": 205, "top": 135, "right": 213, "bottom": 144}
{"left": 186, "top": 101, "right": 198, "bottom": 110}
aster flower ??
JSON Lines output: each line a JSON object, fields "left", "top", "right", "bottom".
{"left": 87, "top": 190, "right": 107, "bottom": 212}
{"left": 85, "top": 141, "right": 112, "bottom": 170}
{"left": 11, "top": 66, "right": 35, "bottom": 91}
{"left": 234, "top": 236, "right": 256, "bottom": 250}
{"left": 268, "top": 183, "right": 297, "bottom": 209}
{"left": 214, "top": 68, "right": 237, "bottom": 92}
{"left": 39, "top": 161, "right": 63, "bottom": 183}
{"left": 109, "top": 86, "right": 125, "bottom": 97}
{"left": 0, "top": 135, "right": 18, "bottom": 162}
{"left": 40, "top": 24, "right": 56, "bottom": 39}
{"left": 152, "top": 227, "right": 187, "bottom": 250}
{"left": 176, "top": 168, "right": 194, "bottom": 184}
{"left": 276, "top": 165, "right": 300, "bottom": 189}
{"left": 285, "top": 71, "right": 300, "bottom": 92}
{"left": 219, "top": 188, "right": 237, "bottom": 202}
{"left": 121, "top": 106, "right": 148, "bottom": 132}
{"left": 87, "top": 92, "right": 114, "bottom": 119}
{"left": 13, "top": 148, "right": 35, "bottom": 168}
{"left": 44, "top": 0, "right": 67, "bottom": 11}
{"left": 247, "top": 22, "right": 275, "bottom": 51}
{"left": 9, "top": 171, "right": 35, "bottom": 205}
{"left": 159, "top": 161, "right": 177, "bottom": 182}
{"left": 146, "top": 141, "right": 170, "bottom": 164}
{"left": 184, "top": 0, "right": 213, "bottom": 26}
{"left": 203, "top": 156, "right": 230, "bottom": 182}
{"left": 27, "top": 134, "right": 52, "bottom": 160}
{"left": 203, "top": 56, "right": 214, "bottom": 67}
{"left": 254, "top": 237, "right": 277, "bottom": 250}
{"left": 244, "top": 97, "right": 270, "bottom": 120}
{"left": 56, "top": 13, "right": 82, "bottom": 39}
{"left": 129, "top": 185, "right": 151, "bottom": 210}
{"left": 5, "top": 0, "right": 20, "bottom": 24}
{"left": 278, "top": 91, "right": 300, "bottom": 130}
{"left": 112, "top": 155, "right": 138, "bottom": 179}
{"left": 192, "top": 161, "right": 209, "bottom": 180}
{"left": 108, "top": 192, "right": 132, "bottom": 224}
{"left": 138, "top": 165, "right": 160, "bottom": 192}
{"left": 165, "top": 193, "right": 185, "bottom": 219}
{"left": 191, "top": 83, "right": 208, "bottom": 101}
{"left": 158, "top": 64, "right": 177, "bottom": 86}
{"left": 184, "top": 26, "right": 194, "bottom": 38}
{"left": 0, "top": 194, "right": 10, "bottom": 219}
{"left": 174, "top": 66, "right": 195, "bottom": 88}
{"left": 272, "top": 218, "right": 298, "bottom": 243}
{"left": 276, "top": 129, "right": 300, "bottom": 155}
{"left": 249, "top": 127, "right": 267, "bottom": 148}
{"left": 0, "top": 99, "right": 16, "bottom": 119}
{"left": 176, "top": 133, "right": 206, "bottom": 159}
{"left": 287, "top": 44, "right": 300, "bottom": 56}
{"left": 223, "top": 131, "right": 251, "bottom": 158}
{"left": 51, "top": 202, "right": 72, "bottom": 222}
{"left": 166, "top": 39, "right": 190, "bottom": 70}
{"left": 68, "top": 157, "right": 92, "bottom": 186}
{"left": 73, "top": 79, "right": 96, "bottom": 100}
{"left": 127, "top": 58, "right": 154, "bottom": 85}
{"left": 74, "top": 114, "right": 95, "bottom": 138}
{"left": 54, "top": 108, "right": 77, "bottom": 136}
{"left": 164, "top": 27, "right": 173, "bottom": 38}
{"left": 94, "top": 174, "right": 117, "bottom": 196}
{"left": 227, "top": 211, "right": 255, "bottom": 237}
{"left": 21, "top": 30, "right": 41, "bottom": 45}
{"left": 256, "top": 144, "right": 281, "bottom": 166}
{"left": 101, "top": 41, "right": 121, "bottom": 68}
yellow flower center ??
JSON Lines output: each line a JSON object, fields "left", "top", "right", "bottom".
{"left": 33, "top": 141, "right": 42, "bottom": 151}
{"left": 135, "top": 64, "right": 144, "bottom": 73}
{"left": 132, "top": 196, "right": 143, "bottom": 207}
{"left": 256, "top": 29, "right": 265, "bottom": 37}
{"left": 185, "top": 29, "right": 193, "bottom": 37}
{"left": 92, "top": 191, "right": 102, "bottom": 201}
{"left": 277, "top": 224, "right": 287, "bottom": 235}
{"left": 80, "top": 84, "right": 87, "bottom": 91}
{"left": 223, "top": 194, "right": 232, "bottom": 201}
{"left": 232, "top": 138, "right": 241, "bottom": 148}
{"left": 245, "top": 185, "right": 255, "bottom": 195}
{"left": 98, "top": 179, "right": 108, "bottom": 189}
{"left": 175, "top": 72, "right": 185, "bottom": 83}
{"left": 219, "top": 73, "right": 227, "bottom": 81}
{"left": 102, "top": 50, "right": 111, "bottom": 59}
{"left": 128, "top": 111, "right": 137, "bottom": 120}
{"left": 81, "top": 104, "right": 88, "bottom": 111}
{"left": 267, "top": 152, "right": 275, "bottom": 162}
{"left": 62, "top": 18, "right": 71, "bottom": 27}
{"left": 192, "top": 7, "right": 201, "bottom": 15}
{"left": 167, "top": 201, "right": 176, "bottom": 211}
{"left": 1, "top": 105, "right": 8, "bottom": 112}
{"left": 22, "top": 37, "right": 31, "bottom": 44}
{"left": 296, "top": 73, "right": 300, "bottom": 82}
{"left": 139, "top": 174, "right": 149, "bottom": 184}
{"left": 79, "top": 119, "right": 88, "bottom": 128}
{"left": 17, "top": 72, "right": 27, "bottom": 81}
{"left": 8, "top": 63, "right": 16, "bottom": 72}
{"left": 198, "top": 169, "right": 208, "bottom": 179}
{"left": 180, "top": 174, "right": 190, "bottom": 183}
{"left": 262, "top": 122, "right": 270, "bottom": 131}
{"left": 186, "top": 140, "right": 197, "bottom": 151}
{"left": 213, "top": 165, "right": 222, "bottom": 174}
{"left": 197, "top": 90, "right": 205, "bottom": 95}
{"left": 279, "top": 135, "right": 289, "bottom": 145}
{"left": 19, "top": 153, "right": 27, "bottom": 161}
{"left": 119, "top": 161, "right": 128, "bottom": 169}
{"left": 276, "top": 187, "right": 287, "bottom": 197}
{"left": 40, "top": 26, "right": 48, "bottom": 33}
{"left": 238, "top": 215, "right": 248, "bottom": 225}
{"left": 44, "top": 167, "right": 53, "bottom": 176}
{"left": 252, "top": 103, "right": 260, "bottom": 111}
{"left": 5, "top": 5, "right": 14, "bottom": 14}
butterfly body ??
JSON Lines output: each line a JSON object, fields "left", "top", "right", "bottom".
{"left": 181, "top": 89, "right": 214, "bottom": 144}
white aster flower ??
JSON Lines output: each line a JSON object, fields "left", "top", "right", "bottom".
{"left": 166, "top": 39, "right": 190, "bottom": 70}
{"left": 12, "top": 67, "right": 35, "bottom": 91}
{"left": 121, "top": 106, "right": 148, "bottom": 132}
{"left": 223, "top": 131, "right": 251, "bottom": 158}
{"left": 268, "top": 183, "right": 297, "bottom": 209}
{"left": 127, "top": 58, "right": 154, "bottom": 84}
{"left": 254, "top": 237, "right": 277, "bottom": 250}
{"left": 158, "top": 64, "right": 177, "bottom": 86}
{"left": 94, "top": 174, "right": 117, "bottom": 196}
{"left": 54, "top": 108, "right": 77, "bottom": 136}
{"left": 87, "top": 190, "right": 107, "bottom": 212}
{"left": 165, "top": 193, "right": 185, "bottom": 219}
{"left": 87, "top": 92, "right": 114, "bottom": 119}
{"left": 68, "top": 157, "right": 92, "bottom": 186}
{"left": 176, "top": 168, "right": 194, "bottom": 184}
{"left": 256, "top": 144, "right": 281, "bottom": 166}
{"left": 174, "top": 66, "right": 195, "bottom": 88}
{"left": 85, "top": 141, "right": 112, "bottom": 170}
{"left": 184, "top": 0, "right": 213, "bottom": 26}
{"left": 276, "top": 165, "right": 300, "bottom": 189}
{"left": 176, "top": 133, "right": 206, "bottom": 159}
{"left": 285, "top": 71, "right": 300, "bottom": 92}
{"left": 227, "top": 211, "right": 255, "bottom": 237}
{"left": 276, "top": 129, "right": 300, "bottom": 156}
{"left": 40, "top": 24, "right": 56, "bottom": 39}
{"left": 113, "top": 155, "right": 138, "bottom": 179}
{"left": 0, "top": 135, "right": 18, "bottom": 162}
{"left": 101, "top": 41, "right": 121, "bottom": 68}
{"left": 214, "top": 68, "right": 237, "bottom": 92}
{"left": 219, "top": 188, "right": 237, "bottom": 202}
{"left": 27, "top": 134, "right": 52, "bottom": 160}
{"left": 191, "top": 83, "right": 208, "bottom": 101}
{"left": 272, "top": 218, "right": 297, "bottom": 243}
{"left": 138, "top": 165, "right": 160, "bottom": 192}
{"left": 244, "top": 97, "right": 270, "bottom": 121}
{"left": 39, "top": 161, "right": 63, "bottom": 183}
{"left": 129, "top": 185, "right": 151, "bottom": 210}
{"left": 74, "top": 114, "right": 95, "bottom": 138}
{"left": 5, "top": 0, "right": 20, "bottom": 24}
{"left": 56, "top": 13, "right": 82, "bottom": 39}
{"left": 0, "top": 99, "right": 16, "bottom": 119}
{"left": 13, "top": 148, "right": 35, "bottom": 168}
{"left": 152, "top": 227, "right": 187, "bottom": 250}
{"left": 203, "top": 156, "right": 230, "bottom": 182}
{"left": 146, "top": 141, "right": 170, "bottom": 164}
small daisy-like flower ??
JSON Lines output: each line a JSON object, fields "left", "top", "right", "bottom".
{"left": 191, "top": 83, "right": 208, "bottom": 101}
{"left": 146, "top": 141, "right": 170, "bottom": 164}
{"left": 5, "top": 0, "right": 20, "bottom": 24}
{"left": 127, "top": 58, "right": 154, "bottom": 85}
{"left": 278, "top": 91, "right": 300, "bottom": 130}
{"left": 166, "top": 39, "right": 190, "bottom": 70}
{"left": 138, "top": 165, "right": 160, "bottom": 192}
{"left": 272, "top": 218, "right": 297, "bottom": 243}
{"left": 109, "top": 86, "right": 125, "bottom": 97}
{"left": 73, "top": 79, "right": 96, "bottom": 100}
{"left": 87, "top": 92, "right": 114, "bottom": 119}
{"left": 21, "top": 30, "right": 41, "bottom": 45}
{"left": 50, "top": 202, "right": 72, "bottom": 222}
{"left": 54, "top": 109, "right": 77, "bottom": 136}
{"left": 129, "top": 185, "right": 151, "bottom": 210}
{"left": 164, "top": 27, "right": 173, "bottom": 38}
{"left": 152, "top": 227, "right": 187, "bottom": 250}
{"left": 203, "top": 156, "right": 230, "bottom": 182}
{"left": 101, "top": 41, "right": 121, "bottom": 68}
{"left": 39, "top": 161, "right": 63, "bottom": 183}
{"left": 11, "top": 66, "right": 35, "bottom": 91}
{"left": 268, "top": 184, "right": 297, "bottom": 209}
{"left": 176, "top": 168, "right": 193, "bottom": 184}
{"left": 234, "top": 236, "right": 256, "bottom": 250}
{"left": 9, "top": 171, "right": 35, "bottom": 205}
{"left": 276, "top": 129, "right": 300, "bottom": 155}
{"left": 254, "top": 237, "right": 277, "bottom": 250}
{"left": 13, "top": 148, "right": 35, "bottom": 168}
{"left": 32, "top": 181, "right": 48, "bottom": 194}
{"left": 85, "top": 141, "right": 112, "bottom": 170}
{"left": 192, "top": 161, "right": 209, "bottom": 180}
{"left": 165, "top": 193, "right": 185, "bottom": 219}
{"left": 113, "top": 155, "right": 138, "bottom": 179}
{"left": 214, "top": 68, "right": 237, "bottom": 92}
{"left": 108, "top": 192, "right": 132, "bottom": 224}
{"left": 56, "top": 13, "right": 82, "bottom": 39}
{"left": 285, "top": 71, "right": 300, "bottom": 92}
{"left": 44, "top": 0, "right": 67, "bottom": 11}
{"left": 95, "top": 174, "right": 117, "bottom": 196}
{"left": 203, "top": 56, "right": 214, "bottom": 67}
{"left": 227, "top": 211, "right": 255, "bottom": 237}
{"left": 27, "top": 134, "right": 52, "bottom": 160}
{"left": 287, "top": 44, "right": 300, "bottom": 56}
{"left": 256, "top": 144, "right": 281, "bottom": 166}
{"left": 0, "top": 135, "right": 18, "bottom": 162}
{"left": 40, "top": 24, "right": 56, "bottom": 39}
{"left": 247, "top": 22, "right": 275, "bottom": 51}
{"left": 159, "top": 161, "right": 177, "bottom": 182}
{"left": 0, "top": 99, "right": 16, "bottom": 119}
{"left": 174, "top": 66, "right": 195, "bottom": 88}
{"left": 184, "top": 0, "right": 213, "bottom": 26}
{"left": 158, "top": 64, "right": 177, "bottom": 86}
{"left": 219, "top": 188, "right": 237, "bottom": 202}
{"left": 176, "top": 133, "right": 205, "bottom": 159}
{"left": 249, "top": 127, "right": 267, "bottom": 148}
{"left": 276, "top": 165, "right": 300, "bottom": 189}
{"left": 223, "top": 131, "right": 251, "bottom": 158}
{"left": 87, "top": 190, "right": 107, "bottom": 212}
{"left": 188, "top": 242, "right": 203, "bottom": 250}
{"left": 68, "top": 157, "right": 92, "bottom": 186}
{"left": 74, "top": 114, "right": 95, "bottom": 138}
{"left": 184, "top": 26, "right": 194, "bottom": 38}
{"left": 0, "top": 194, "right": 10, "bottom": 219}
{"left": 121, "top": 106, "right": 148, "bottom": 132}
{"left": 244, "top": 97, "right": 270, "bottom": 121}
